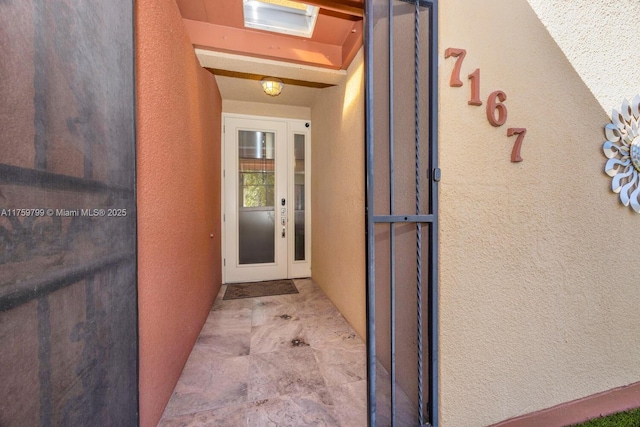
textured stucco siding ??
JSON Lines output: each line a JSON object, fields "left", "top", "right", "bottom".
{"left": 136, "top": 0, "right": 223, "bottom": 425}
{"left": 526, "top": 0, "right": 640, "bottom": 113}
{"left": 310, "top": 49, "right": 367, "bottom": 340}
{"left": 439, "top": 0, "right": 640, "bottom": 425}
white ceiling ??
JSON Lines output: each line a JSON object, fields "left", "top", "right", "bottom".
{"left": 197, "top": 48, "right": 346, "bottom": 107}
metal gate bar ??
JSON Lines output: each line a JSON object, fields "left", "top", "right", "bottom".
{"left": 365, "top": 0, "right": 439, "bottom": 426}
{"left": 414, "top": 1, "right": 425, "bottom": 421}
{"left": 427, "top": 2, "right": 439, "bottom": 425}
{"left": 388, "top": 0, "right": 397, "bottom": 423}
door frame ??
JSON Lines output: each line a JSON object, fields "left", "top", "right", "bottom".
{"left": 221, "top": 113, "right": 312, "bottom": 284}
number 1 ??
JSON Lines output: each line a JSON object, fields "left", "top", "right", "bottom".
{"left": 467, "top": 68, "right": 482, "bottom": 106}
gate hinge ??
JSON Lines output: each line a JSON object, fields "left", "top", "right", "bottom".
{"left": 432, "top": 168, "right": 441, "bottom": 182}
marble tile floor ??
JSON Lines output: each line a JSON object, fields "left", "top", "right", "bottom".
{"left": 159, "top": 279, "right": 369, "bottom": 427}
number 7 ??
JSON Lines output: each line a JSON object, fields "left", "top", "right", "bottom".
{"left": 507, "top": 128, "right": 527, "bottom": 162}
{"left": 444, "top": 48, "right": 467, "bottom": 87}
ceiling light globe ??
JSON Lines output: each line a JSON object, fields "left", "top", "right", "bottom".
{"left": 261, "top": 78, "right": 284, "bottom": 96}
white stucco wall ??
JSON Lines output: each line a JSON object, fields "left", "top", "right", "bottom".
{"left": 439, "top": 0, "right": 640, "bottom": 425}
{"left": 526, "top": 0, "right": 640, "bottom": 112}
{"left": 221, "top": 100, "right": 311, "bottom": 120}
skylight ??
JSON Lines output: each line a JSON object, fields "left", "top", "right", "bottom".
{"left": 243, "top": 0, "right": 320, "bottom": 38}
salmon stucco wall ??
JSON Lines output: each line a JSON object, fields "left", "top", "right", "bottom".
{"left": 310, "top": 49, "right": 366, "bottom": 340}
{"left": 438, "top": 0, "right": 640, "bottom": 425}
{"left": 136, "top": 0, "right": 223, "bottom": 426}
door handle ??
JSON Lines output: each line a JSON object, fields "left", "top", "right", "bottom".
{"left": 282, "top": 226, "right": 286, "bottom": 238}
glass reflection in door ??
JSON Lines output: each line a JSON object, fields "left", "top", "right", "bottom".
{"left": 238, "top": 130, "right": 275, "bottom": 264}
{"left": 294, "top": 134, "right": 306, "bottom": 261}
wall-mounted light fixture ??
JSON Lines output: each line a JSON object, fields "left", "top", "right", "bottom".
{"left": 261, "top": 77, "right": 284, "bottom": 96}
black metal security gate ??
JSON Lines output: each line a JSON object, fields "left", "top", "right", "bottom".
{"left": 364, "top": 0, "right": 438, "bottom": 426}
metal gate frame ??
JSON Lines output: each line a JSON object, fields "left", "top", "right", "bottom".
{"left": 364, "top": 0, "right": 439, "bottom": 426}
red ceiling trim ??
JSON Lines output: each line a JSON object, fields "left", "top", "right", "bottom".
{"left": 341, "top": 20, "right": 363, "bottom": 68}
{"left": 291, "top": 0, "right": 364, "bottom": 18}
{"left": 183, "top": 19, "right": 344, "bottom": 69}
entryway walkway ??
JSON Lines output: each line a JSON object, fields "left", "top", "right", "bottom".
{"left": 159, "top": 279, "right": 367, "bottom": 426}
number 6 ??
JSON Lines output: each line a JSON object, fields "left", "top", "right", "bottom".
{"left": 486, "top": 90, "right": 507, "bottom": 127}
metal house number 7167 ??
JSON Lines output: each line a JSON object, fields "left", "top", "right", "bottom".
{"left": 445, "top": 47, "right": 527, "bottom": 162}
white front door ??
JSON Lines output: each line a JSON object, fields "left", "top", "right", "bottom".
{"left": 223, "top": 115, "right": 311, "bottom": 283}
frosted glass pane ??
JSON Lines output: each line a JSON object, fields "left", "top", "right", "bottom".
{"left": 238, "top": 130, "right": 275, "bottom": 264}
{"left": 294, "top": 134, "right": 305, "bottom": 261}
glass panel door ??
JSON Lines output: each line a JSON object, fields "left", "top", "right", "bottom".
{"left": 287, "top": 121, "right": 311, "bottom": 279}
{"left": 224, "top": 116, "right": 311, "bottom": 282}
{"left": 224, "top": 117, "right": 288, "bottom": 283}
{"left": 238, "top": 130, "right": 276, "bottom": 265}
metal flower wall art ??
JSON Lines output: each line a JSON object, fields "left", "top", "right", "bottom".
{"left": 603, "top": 95, "right": 640, "bottom": 213}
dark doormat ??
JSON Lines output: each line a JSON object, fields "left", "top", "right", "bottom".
{"left": 223, "top": 279, "right": 298, "bottom": 300}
